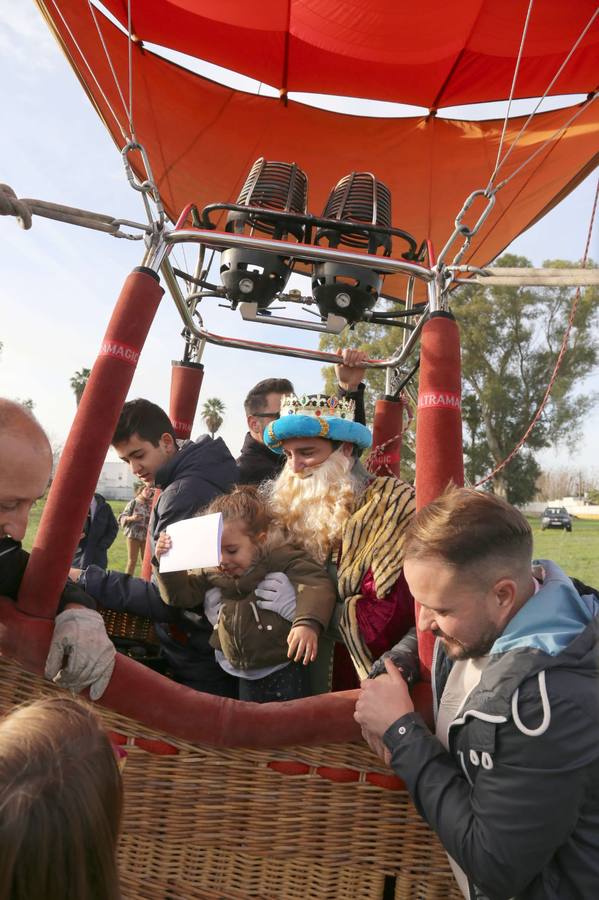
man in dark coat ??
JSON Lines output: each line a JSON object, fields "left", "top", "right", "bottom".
{"left": 74, "top": 398, "right": 239, "bottom": 697}
{"left": 355, "top": 486, "right": 599, "bottom": 900}
{"left": 237, "top": 350, "right": 369, "bottom": 486}
{"left": 72, "top": 492, "right": 118, "bottom": 569}
{"left": 237, "top": 378, "right": 294, "bottom": 485}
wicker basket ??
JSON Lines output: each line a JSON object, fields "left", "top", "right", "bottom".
{"left": 99, "top": 608, "right": 159, "bottom": 646}
{"left": 0, "top": 656, "right": 461, "bottom": 900}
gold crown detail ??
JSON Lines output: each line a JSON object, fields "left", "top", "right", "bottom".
{"left": 280, "top": 393, "right": 355, "bottom": 422}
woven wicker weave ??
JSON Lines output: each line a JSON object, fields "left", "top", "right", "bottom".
{"left": 99, "top": 608, "right": 159, "bottom": 646}
{"left": 0, "top": 656, "right": 462, "bottom": 900}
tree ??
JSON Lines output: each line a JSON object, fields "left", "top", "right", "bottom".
{"left": 536, "top": 468, "right": 580, "bottom": 501}
{"left": 455, "top": 255, "right": 598, "bottom": 502}
{"left": 70, "top": 367, "right": 91, "bottom": 406}
{"left": 201, "top": 397, "right": 225, "bottom": 439}
{"left": 320, "top": 255, "right": 598, "bottom": 501}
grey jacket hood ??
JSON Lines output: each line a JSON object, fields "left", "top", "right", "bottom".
{"left": 446, "top": 560, "right": 599, "bottom": 731}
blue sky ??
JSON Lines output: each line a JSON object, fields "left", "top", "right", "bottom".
{"left": 0, "top": 4, "right": 597, "bottom": 478}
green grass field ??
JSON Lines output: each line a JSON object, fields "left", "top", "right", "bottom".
{"left": 21, "top": 501, "right": 599, "bottom": 587}
{"left": 23, "top": 499, "right": 134, "bottom": 573}
{"left": 527, "top": 516, "right": 599, "bottom": 586}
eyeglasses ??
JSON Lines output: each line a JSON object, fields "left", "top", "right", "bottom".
{"left": 253, "top": 412, "right": 280, "bottom": 420}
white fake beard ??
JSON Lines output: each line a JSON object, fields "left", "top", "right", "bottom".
{"left": 264, "top": 449, "right": 359, "bottom": 563}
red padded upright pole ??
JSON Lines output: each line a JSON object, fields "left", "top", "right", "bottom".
{"left": 370, "top": 397, "right": 407, "bottom": 477}
{"left": 18, "top": 267, "right": 164, "bottom": 618}
{"left": 169, "top": 360, "right": 204, "bottom": 440}
{"left": 139, "top": 360, "right": 205, "bottom": 580}
{"left": 414, "top": 311, "right": 464, "bottom": 678}
{"left": 139, "top": 360, "right": 205, "bottom": 581}
{"left": 368, "top": 397, "right": 406, "bottom": 478}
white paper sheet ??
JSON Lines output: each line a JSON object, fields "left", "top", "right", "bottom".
{"left": 158, "top": 512, "right": 223, "bottom": 573}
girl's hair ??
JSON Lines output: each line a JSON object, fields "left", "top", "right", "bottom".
{"left": 0, "top": 696, "right": 123, "bottom": 900}
{"left": 204, "top": 485, "right": 273, "bottom": 541}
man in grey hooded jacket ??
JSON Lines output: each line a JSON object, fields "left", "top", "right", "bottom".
{"left": 355, "top": 486, "right": 599, "bottom": 900}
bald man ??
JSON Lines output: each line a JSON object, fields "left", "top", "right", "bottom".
{"left": 0, "top": 399, "right": 115, "bottom": 699}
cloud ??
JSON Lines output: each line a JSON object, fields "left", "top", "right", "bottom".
{"left": 0, "top": 5, "right": 58, "bottom": 74}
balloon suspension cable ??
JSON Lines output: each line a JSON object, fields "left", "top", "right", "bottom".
{"left": 491, "top": 93, "right": 598, "bottom": 195}
{"left": 86, "top": 0, "right": 135, "bottom": 140}
{"left": 46, "top": 0, "right": 129, "bottom": 142}
{"left": 127, "top": 0, "right": 134, "bottom": 137}
{"left": 40, "top": 0, "right": 165, "bottom": 240}
{"left": 87, "top": 0, "right": 165, "bottom": 232}
{"left": 437, "top": 4, "right": 599, "bottom": 272}
{"left": 487, "top": 0, "right": 536, "bottom": 192}
{"left": 475, "top": 175, "right": 599, "bottom": 488}
{"left": 487, "top": 4, "right": 599, "bottom": 194}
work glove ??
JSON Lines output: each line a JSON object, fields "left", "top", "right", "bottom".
{"left": 45, "top": 608, "right": 116, "bottom": 701}
{"left": 254, "top": 572, "right": 296, "bottom": 621}
{"left": 202, "top": 586, "right": 223, "bottom": 627}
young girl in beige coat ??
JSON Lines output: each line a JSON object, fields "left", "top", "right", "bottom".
{"left": 155, "top": 486, "right": 335, "bottom": 702}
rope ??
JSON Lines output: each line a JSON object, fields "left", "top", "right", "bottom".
{"left": 475, "top": 174, "right": 599, "bottom": 487}
{"left": 365, "top": 432, "right": 403, "bottom": 477}
{"left": 0, "top": 184, "right": 32, "bottom": 229}
{"left": 365, "top": 396, "right": 414, "bottom": 476}
{"left": 0, "top": 183, "right": 149, "bottom": 238}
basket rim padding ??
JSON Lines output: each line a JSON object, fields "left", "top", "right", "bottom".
{"left": 0, "top": 595, "right": 432, "bottom": 749}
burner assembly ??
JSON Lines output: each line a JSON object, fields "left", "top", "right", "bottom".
{"left": 219, "top": 159, "right": 309, "bottom": 309}
{"left": 193, "top": 157, "right": 425, "bottom": 333}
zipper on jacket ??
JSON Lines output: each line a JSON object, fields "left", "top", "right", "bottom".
{"left": 457, "top": 750, "right": 474, "bottom": 787}
{"left": 249, "top": 601, "right": 264, "bottom": 630}
{"left": 230, "top": 600, "right": 243, "bottom": 665}
{"left": 431, "top": 638, "right": 440, "bottom": 722}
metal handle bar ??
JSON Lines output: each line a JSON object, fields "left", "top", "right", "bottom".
{"left": 239, "top": 303, "right": 348, "bottom": 335}
{"left": 161, "top": 256, "right": 430, "bottom": 369}
{"left": 163, "top": 229, "right": 434, "bottom": 281}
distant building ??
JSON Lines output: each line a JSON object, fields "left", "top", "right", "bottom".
{"left": 96, "top": 460, "right": 135, "bottom": 500}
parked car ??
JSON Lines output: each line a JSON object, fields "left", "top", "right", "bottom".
{"left": 541, "top": 507, "right": 572, "bottom": 532}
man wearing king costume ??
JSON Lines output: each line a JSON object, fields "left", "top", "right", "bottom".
{"left": 262, "top": 393, "right": 415, "bottom": 687}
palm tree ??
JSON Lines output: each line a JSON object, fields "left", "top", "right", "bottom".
{"left": 70, "top": 367, "right": 91, "bottom": 406}
{"left": 201, "top": 397, "right": 225, "bottom": 439}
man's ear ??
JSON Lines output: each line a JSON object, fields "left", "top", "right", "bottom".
{"left": 493, "top": 577, "right": 518, "bottom": 613}
{"left": 247, "top": 415, "right": 261, "bottom": 439}
{"left": 341, "top": 442, "right": 354, "bottom": 458}
{"left": 160, "top": 432, "right": 177, "bottom": 454}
